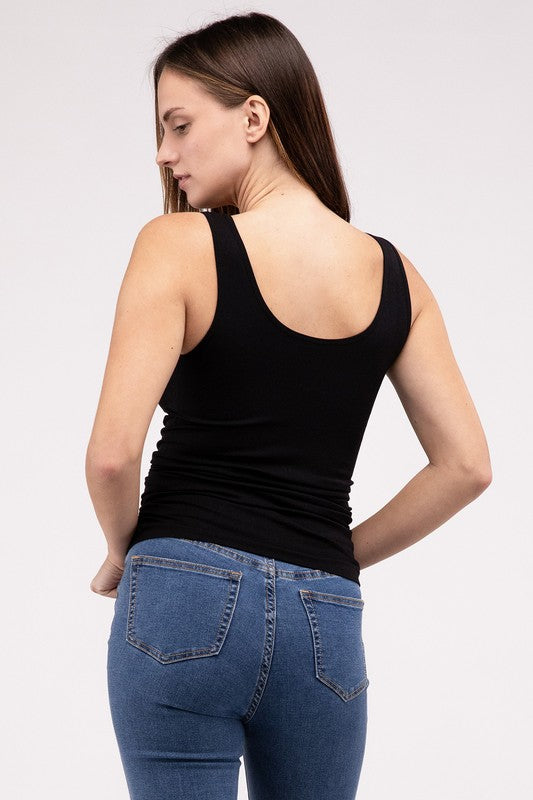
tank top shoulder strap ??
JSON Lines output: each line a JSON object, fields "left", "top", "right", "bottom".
{"left": 365, "top": 232, "right": 412, "bottom": 346}
{"left": 200, "top": 209, "right": 256, "bottom": 314}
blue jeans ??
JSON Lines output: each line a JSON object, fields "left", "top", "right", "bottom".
{"left": 107, "top": 537, "right": 369, "bottom": 799}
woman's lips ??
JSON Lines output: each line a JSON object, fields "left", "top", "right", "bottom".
{"left": 178, "top": 175, "right": 190, "bottom": 187}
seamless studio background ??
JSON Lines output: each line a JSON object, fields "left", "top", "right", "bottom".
{"left": 1, "top": 1, "right": 531, "bottom": 798}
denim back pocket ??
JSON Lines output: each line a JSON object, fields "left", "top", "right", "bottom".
{"left": 126, "top": 554, "right": 242, "bottom": 664}
{"left": 299, "top": 589, "right": 369, "bottom": 701}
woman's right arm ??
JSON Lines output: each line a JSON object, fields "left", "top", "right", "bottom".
{"left": 351, "top": 249, "right": 492, "bottom": 571}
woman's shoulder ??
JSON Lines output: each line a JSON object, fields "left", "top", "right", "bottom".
{"left": 136, "top": 211, "right": 208, "bottom": 242}
{"left": 343, "top": 221, "right": 429, "bottom": 329}
{"left": 133, "top": 211, "right": 212, "bottom": 263}
{"left": 124, "top": 212, "right": 211, "bottom": 301}
{"left": 390, "top": 244, "right": 435, "bottom": 329}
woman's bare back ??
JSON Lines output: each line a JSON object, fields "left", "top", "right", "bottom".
{"left": 180, "top": 208, "right": 420, "bottom": 356}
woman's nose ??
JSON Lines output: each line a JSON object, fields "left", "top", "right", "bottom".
{"left": 155, "top": 146, "right": 176, "bottom": 168}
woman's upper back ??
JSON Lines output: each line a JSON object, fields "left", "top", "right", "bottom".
{"left": 180, "top": 207, "right": 416, "bottom": 355}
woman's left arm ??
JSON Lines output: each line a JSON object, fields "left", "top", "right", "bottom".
{"left": 85, "top": 213, "right": 191, "bottom": 594}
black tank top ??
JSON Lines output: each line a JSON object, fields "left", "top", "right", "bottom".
{"left": 126, "top": 210, "right": 412, "bottom": 584}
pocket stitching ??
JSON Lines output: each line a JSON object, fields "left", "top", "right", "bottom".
{"left": 130, "top": 553, "right": 242, "bottom": 578}
{"left": 126, "top": 556, "right": 242, "bottom": 664}
{"left": 300, "top": 588, "right": 364, "bottom": 607}
{"left": 300, "top": 589, "right": 369, "bottom": 701}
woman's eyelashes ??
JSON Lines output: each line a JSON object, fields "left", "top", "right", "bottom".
{"left": 172, "top": 123, "right": 189, "bottom": 134}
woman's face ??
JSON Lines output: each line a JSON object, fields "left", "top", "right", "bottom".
{"left": 155, "top": 67, "right": 258, "bottom": 210}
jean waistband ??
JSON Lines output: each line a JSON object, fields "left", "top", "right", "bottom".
{"left": 184, "top": 538, "right": 340, "bottom": 579}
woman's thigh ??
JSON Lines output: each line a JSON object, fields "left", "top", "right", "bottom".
{"left": 107, "top": 537, "right": 369, "bottom": 799}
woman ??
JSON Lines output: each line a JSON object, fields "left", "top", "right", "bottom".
{"left": 85, "top": 11, "right": 492, "bottom": 800}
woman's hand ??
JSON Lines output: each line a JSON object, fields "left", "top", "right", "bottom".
{"left": 90, "top": 554, "right": 125, "bottom": 598}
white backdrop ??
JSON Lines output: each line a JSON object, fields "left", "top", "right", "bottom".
{"left": 1, "top": 1, "right": 531, "bottom": 797}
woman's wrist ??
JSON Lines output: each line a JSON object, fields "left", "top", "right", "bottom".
{"left": 106, "top": 551, "right": 126, "bottom": 570}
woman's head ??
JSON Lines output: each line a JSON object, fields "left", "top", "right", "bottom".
{"left": 155, "top": 67, "right": 282, "bottom": 214}
{"left": 151, "top": 11, "right": 351, "bottom": 219}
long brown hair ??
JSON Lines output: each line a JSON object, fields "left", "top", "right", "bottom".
{"left": 150, "top": 11, "right": 351, "bottom": 220}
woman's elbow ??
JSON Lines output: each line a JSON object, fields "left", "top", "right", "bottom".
{"left": 459, "top": 459, "right": 493, "bottom": 493}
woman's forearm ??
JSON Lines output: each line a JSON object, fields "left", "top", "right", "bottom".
{"left": 85, "top": 456, "right": 141, "bottom": 565}
{"left": 351, "top": 462, "right": 491, "bottom": 570}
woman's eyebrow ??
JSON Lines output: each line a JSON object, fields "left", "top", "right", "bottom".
{"left": 161, "top": 106, "right": 186, "bottom": 123}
